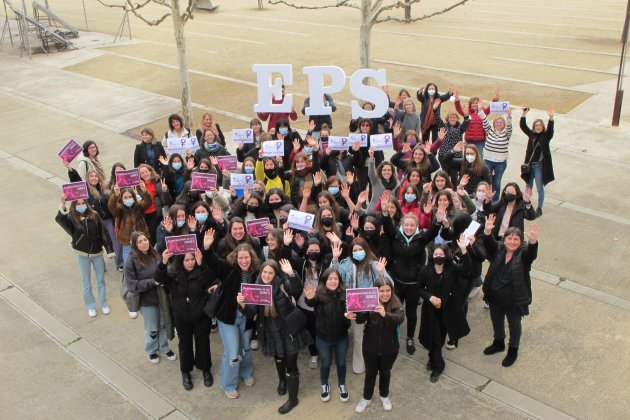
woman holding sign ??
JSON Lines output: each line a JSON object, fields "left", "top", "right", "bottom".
{"left": 108, "top": 184, "right": 152, "bottom": 264}
{"left": 346, "top": 278, "right": 404, "bottom": 414}
{"left": 77, "top": 140, "right": 106, "bottom": 181}
{"left": 331, "top": 238, "right": 392, "bottom": 375}
{"left": 138, "top": 164, "right": 171, "bottom": 246}
{"left": 56, "top": 195, "right": 109, "bottom": 317}
{"left": 418, "top": 239, "right": 471, "bottom": 383}
{"left": 239, "top": 259, "right": 312, "bottom": 414}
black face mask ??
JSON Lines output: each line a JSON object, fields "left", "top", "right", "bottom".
{"left": 505, "top": 192, "right": 517, "bottom": 202}
{"left": 264, "top": 168, "right": 277, "bottom": 178}
{"left": 306, "top": 251, "right": 321, "bottom": 261}
{"left": 247, "top": 205, "right": 259, "bottom": 213}
{"left": 363, "top": 230, "right": 376, "bottom": 240}
{"left": 320, "top": 136, "right": 329, "bottom": 142}
{"left": 433, "top": 256, "right": 447, "bottom": 265}
{"left": 321, "top": 217, "right": 334, "bottom": 227}
{"left": 279, "top": 216, "right": 288, "bottom": 224}
{"left": 269, "top": 201, "right": 282, "bottom": 210}
{"left": 331, "top": 150, "right": 341, "bottom": 158}
{"left": 189, "top": 192, "right": 200, "bottom": 201}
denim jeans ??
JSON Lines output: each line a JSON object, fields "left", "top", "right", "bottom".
{"left": 472, "top": 141, "right": 486, "bottom": 158}
{"left": 316, "top": 336, "right": 348, "bottom": 386}
{"left": 528, "top": 162, "right": 544, "bottom": 209}
{"left": 122, "top": 245, "right": 132, "bottom": 265}
{"left": 484, "top": 159, "right": 507, "bottom": 203}
{"left": 103, "top": 218, "right": 123, "bottom": 269}
{"left": 218, "top": 311, "right": 253, "bottom": 391}
{"left": 76, "top": 254, "right": 107, "bottom": 310}
{"left": 140, "top": 305, "right": 170, "bottom": 355}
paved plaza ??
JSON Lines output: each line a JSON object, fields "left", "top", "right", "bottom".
{"left": 0, "top": 0, "right": 629, "bottom": 418}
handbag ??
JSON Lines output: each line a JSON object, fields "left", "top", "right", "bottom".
{"left": 203, "top": 284, "right": 223, "bottom": 318}
{"left": 120, "top": 272, "right": 141, "bottom": 312}
{"left": 521, "top": 142, "right": 539, "bottom": 176}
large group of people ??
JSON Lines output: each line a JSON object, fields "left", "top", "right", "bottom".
{"left": 55, "top": 84, "right": 550, "bottom": 414}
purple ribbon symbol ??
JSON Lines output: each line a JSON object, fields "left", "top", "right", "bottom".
{"left": 304, "top": 215, "right": 312, "bottom": 225}
{"left": 276, "top": 141, "right": 282, "bottom": 151}
{"left": 180, "top": 138, "right": 186, "bottom": 147}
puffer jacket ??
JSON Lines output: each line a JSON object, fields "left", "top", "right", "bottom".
{"left": 306, "top": 289, "right": 350, "bottom": 341}
{"left": 55, "top": 208, "right": 105, "bottom": 255}
{"left": 356, "top": 306, "right": 405, "bottom": 354}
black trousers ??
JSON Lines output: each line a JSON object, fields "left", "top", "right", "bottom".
{"left": 421, "top": 124, "right": 439, "bottom": 143}
{"left": 362, "top": 351, "right": 398, "bottom": 400}
{"left": 489, "top": 304, "right": 522, "bottom": 348}
{"left": 394, "top": 282, "right": 421, "bottom": 339}
{"left": 427, "top": 309, "right": 447, "bottom": 373}
{"left": 276, "top": 351, "right": 299, "bottom": 374}
{"left": 174, "top": 314, "right": 212, "bottom": 373}
{"left": 299, "top": 306, "right": 319, "bottom": 356}
{"left": 144, "top": 211, "right": 161, "bottom": 246}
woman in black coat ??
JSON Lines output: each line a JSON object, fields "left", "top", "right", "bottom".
{"left": 134, "top": 128, "right": 167, "bottom": 172}
{"left": 240, "top": 259, "right": 312, "bottom": 414}
{"left": 520, "top": 108, "right": 555, "bottom": 217}
{"left": 481, "top": 215, "right": 539, "bottom": 368}
{"left": 483, "top": 182, "right": 536, "bottom": 240}
{"left": 155, "top": 248, "right": 215, "bottom": 390}
{"left": 418, "top": 239, "right": 471, "bottom": 383}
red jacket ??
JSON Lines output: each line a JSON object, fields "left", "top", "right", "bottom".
{"left": 455, "top": 101, "right": 491, "bottom": 143}
{"left": 257, "top": 97, "right": 298, "bottom": 132}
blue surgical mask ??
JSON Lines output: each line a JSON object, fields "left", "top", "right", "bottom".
{"left": 352, "top": 250, "right": 366, "bottom": 262}
{"left": 278, "top": 127, "right": 289, "bottom": 136}
{"left": 404, "top": 194, "right": 417, "bottom": 203}
{"left": 176, "top": 220, "right": 185, "bottom": 228}
{"left": 195, "top": 213, "right": 208, "bottom": 223}
{"left": 244, "top": 166, "right": 254, "bottom": 174}
{"left": 204, "top": 142, "right": 220, "bottom": 153}
{"left": 123, "top": 199, "right": 135, "bottom": 207}
{"left": 75, "top": 204, "right": 87, "bottom": 213}
{"left": 172, "top": 162, "right": 182, "bottom": 171}
{"left": 304, "top": 147, "right": 313, "bottom": 154}
{"left": 328, "top": 187, "right": 339, "bottom": 195}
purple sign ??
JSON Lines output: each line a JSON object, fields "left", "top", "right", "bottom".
{"left": 116, "top": 168, "right": 141, "bottom": 187}
{"left": 62, "top": 181, "right": 89, "bottom": 201}
{"left": 165, "top": 234, "right": 198, "bottom": 255}
{"left": 216, "top": 156, "right": 238, "bottom": 171}
{"left": 191, "top": 172, "right": 218, "bottom": 191}
{"left": 246, "top": 218, "right": 271, "bottom": 238}
{"left": 241, "top": 283, "right": 273, "bottom": 306}
{"left": 58, "top": 139, "right": 83, "bottom": 163}
{"left": 346, "top": 287, "right": 379, "bottom": 312}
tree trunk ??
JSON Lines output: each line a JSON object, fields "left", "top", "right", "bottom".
{"left": 404, "top": 0, "right": 411, "bottom": 20}
{"left": 171, "top": 0, "right": 193, "bottom": 128}
{"left": 360, "top": 0, "right": 372, "bottom": 68}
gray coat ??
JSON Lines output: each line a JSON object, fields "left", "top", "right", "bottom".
{"left": 124, "top": 253, "right": 160, "bottom": 307}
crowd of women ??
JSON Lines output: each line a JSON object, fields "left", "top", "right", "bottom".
{"left": 55, "top": 84, "right": 550, "bottom": 414}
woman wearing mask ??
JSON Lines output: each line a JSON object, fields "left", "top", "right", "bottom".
{"left": 273, "top": 118, "right": 303, "bottom": 164}
{"left": 417, "top": 83, "right": 454, "bottom": 143}
{"left": 331, "top": 239, "right": 392, "bottom": 375}
{"left": 346, "top": 278, "right": 404, "bottom": 414}
{"left": 520, "top": 108, "right": 555, "bottom": 217}
{"left": 366, "top": 149, "right": 397, "bottom": 213}
{"left": 288, "top": 148, "right": 321, "bottom": 209}
{"left": 202, "top": 230, "right": 259, "bottom": 399}
{"left": 77, "top": 140, "right": 106, "bottom": 181}
{"left": 159, "top": 153, "right": 189, "bottom": 201}
{"left": 418, "top": 240, "right": 471, "bottom": 383}
{"left": 443, "top": 142, "right": 491, "bottom": 195}
{"left": 263, "top": 188, "right": 291, "bottom": 228}
{"left": 138, "top": 164, "right": 171, "bottom": 244}
{"left": 134, "top": 128, "right": 167, "bottom": 172}
{"left": 304, "top": 268, "right": 351, "bottom": 403}
{"left": 125, "top": 232, "right": 176, "bottom": 363}
{"left": 255, "top": 151, "right": 291, "bottom": 198}
{"left": 155, "top": 204, "right": 189, "bottom": 254}
{"left": 56, "top": 196, "right": 109, "bottom": 317}
{"left": 483, "top": 183, "right": 536, "bottom": 240}
{"left": 108, "top": 184, "right": 152, "bottom": 263}
{"left": 155, "top": 248, "right": 214, "bottom": 390}
{"left": 482, "top": 216, "right": 539, "bottom": 367}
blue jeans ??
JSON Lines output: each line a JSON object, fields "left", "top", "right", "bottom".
{"left": 316, "top": 336, "right": 348, "bottom": 386}
{"left": 528, "top": 162, "right": 544, "bottom": 209}
{"left": 218, "top": 311, "right": 253, "bottom": 391}
{"left": 77, "top": 254, "right": 107, "bottom": 310}
{"left": 103, "top": 218, "right": 123, "bottom": 269}
{"left": 473, "top": 141, "right": 486, "bottom": 158}
{"left": 140, "top": 305, "right": 170, "bottom": 355}
{"left": 484, "top": 159, "right": 507, "bottom": 203}
{"left": 122, "top": 245, "right": 132, "bottom": 265}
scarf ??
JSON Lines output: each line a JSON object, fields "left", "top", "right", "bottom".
{"left": 421, "top": 98, "right": 436, "bottom": 134}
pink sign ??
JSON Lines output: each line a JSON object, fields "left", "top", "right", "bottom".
{"left": 58, "top": 139, "right": 83, "bottom": 163}
{"left": 191, "top": 172, "right": 218, "bottom": 191}
{"left": 216, "top": 156, "right": 238, "bottom": 171}
{"left": 241, "top": 283, "right": 273, "bottom": 306}
{"left": 62, "top": 181, "right": 89, "bottom": 201}
{"left": 246, "top": 218, "right": 271, "bottom": 238}
{"left": 346, "top": 287, "right": 379, "bottom": 312}
{"left": 116, "top": 168, "right": 141, "bottom": 187}
{"left": 165, "top": 234, "right": 198, "bottom": 255}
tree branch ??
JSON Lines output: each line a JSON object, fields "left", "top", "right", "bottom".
{"left": 182, "top": 0, "right": 200, "bottom": 24}
{"left": 268, "top": 0, "right": 359, "bottom": 10}
{"left": 373, "top": 0, "right": 469, "bottom": 24}
{"left": 96, "top": 0, "right": 171, "bottom": 25}
{"left": 372, "top": 0, "right": 421, "bottom": 22}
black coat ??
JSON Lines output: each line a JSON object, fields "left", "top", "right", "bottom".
{"left": 305, "top": 289, "right": 350, "bottom": 341}
{"left": 55, "top": 210, "right": 106, "bottom": 255}
{"left": 482, "top": 233, "right": 537, "bottom": 315}
{"left": 483, "top": 198, "right": 537, "bottom": 239}
{"left": 418, "top": 254, "right": 472, "bottom": 349}
{"left": 134, "top": 142, "right": 167, "bottom": 172}
{"left": 443, "top": 151, "right": 492, "bottom": 195}
{"left": 520, "top": 118, "right": 555, "bottom": 186}
{"left": 356, "top": 306, "right": 405, "bottom": 354}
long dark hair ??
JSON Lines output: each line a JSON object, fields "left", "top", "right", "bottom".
{"left": 350, "top": 237, "right": 377, "bottom": 276}
{"left": 316, "top": 268, "right": 346, "bottom": 303}
{"left": 224, "top": 217, "right": 255, "bottom": 256}
{"left": 130, "top": 231, "right": 159, "bottom": 268}
{"left": 375, "top": 277, "right": 402, "bottom": 312}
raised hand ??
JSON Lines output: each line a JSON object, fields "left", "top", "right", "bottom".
{"left": 292, "top": 138, "right": 301, "bottom": 151}
{"left": 331, "top": 241, "right": 342, "bottom": 260}
{"left": 346, "top": 171, "right": 355, "bottom": 185}
{"left": 423, "top": 182, "right": 431, "bottom": 193}
{"left": 454, "top": 89, "right": 460, "bottom": 101}
{"left": 436, "top": 202, "right": 448, "bottom": 223}
{"left": 186, "top": 156, "right": 195, "bottom": 170}
{"left": 195, "top": 248, "right": 203, "bottom": 266}
{"left": 453, "top": 140, "right": 465, "bottom": 153}
{"left": 187, "top": 214, "right": 197, "bottom": 230}
{"left": 437, "top": 127, "right": 447, "bottom": 140}
{"left": 374, "top": 304, "right": 386, "bottom": 317}
{"left": 326, "top": 232, "right": 342, "bottom": 245}
{"left": 393, "top": 121, "right": 402, "bottom": 137}
{"left": 423, "top": 199, "right": 434, "bottom": 214}
{"left": 433, "top": 98, "right": 442, "bottom": 110}
{"left": 203, "top": 228, "right": 216, "bottom": 250}
{"left": 162, "top": 249, "right": 172, "bottom": 265}
{"left": 456, "top": 233, "right": 467, "bottom": 254}
{"left": 548, "top": 108, "right": 555, "bottom": 119}
{"left": 340, "top": 183, "right": 351, "bottom": 198}
{"left": 302, "top": 182, "right": 312, "bottom": 199}
{"left": 162, "top": 216, "right": 173, "bottom": 232}
{"left": 325, "top": 145, "right": 333, "bottom": 155}
{"left": 357, "top": 190, "right": 368, "bottom": 204}
{"left": 158, "top": 155, "right": 168, "bottom": 166}
{"left": 304, "top": 283, "right": 316, "bottom": 300}
{"left": 375, "top": 257, "right": 387, "bottom": 274}
{"left": 313, "top": 171, "right": 322, "bottom": 185}
{"left": 308, "top": 119, "right": 316, "bottom": 132}
{"left": 350, "top": 212, "right": 360, "bottom": 230}
{"left": 211, "top": 204, "right": 223, "bottom": 222}
{"left": 528, "top": 223, "right": 539, "bottom": 244}
{"left": 283, "top": 229, "right": 294, "bottom": 246}
{"left": 294, "top": 232, "right": 305, "bottom": 249}
{"left": 402, "top": 142, "right": 411, "bottom": 154}
{"left": 345, "top": 225, "right": 354, "bottom": 237}
{"left": 113, "top": 184, "right": 121, "bottom": 196}
{"left": 461, "top": 105, "right": 469, "bottom": 117}
{"left": 243, "top": 183, "right": 251, "bottom": 203}
{"left": 380, "top": 190, "right": 391, "bottom": 210}
{"left": 484, "top": 214, "right": 496, "bottom": 235}
{"left": 523, "top": 186, "right": 532, "bottom": 203}
{"left": 459, "top": 174, "right": 470, "bottom": 188}
{"left": 279, "top": 259, "right": 294, "bottom": 276}
{"left": 368, "top": 147, "right": 375, "bottom": 159}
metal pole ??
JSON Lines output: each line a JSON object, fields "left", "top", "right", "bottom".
{"left": 82, "top": 0, "right": 88, "bottom": 31}
{"left": 612, "top": 0, "right": 630, "bottom": 126}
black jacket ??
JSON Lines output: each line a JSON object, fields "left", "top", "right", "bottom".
{"left": 483, "top": 198, "right": 537, "bottom": 239}
{"left": 520, "top": 118, "right": 555, "bottom": 186}
{"left": 55, "top": 210, "right": 105, "bottom": 255}
{"left": 306, "top": 289, "right": 350, "bottom": 341}
{"left": 134, "top": 142, "right": 167, "bottom": 172}
{"left": 356, "top": 306, "right": 405, "bottom": 354}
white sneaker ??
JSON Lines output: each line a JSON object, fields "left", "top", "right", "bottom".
{"left": 160, "top": 350, "right": 177, "bottom": 361}
{"left": 250, "top": 339, "right": 259, "bottom": 350}
{"left": 468, "top": 286, "right": 481, "bottom": 299}
{"left": 320, "top": 384, "right": 330, "bottom": 402}
{"left": 128, "top": 311, "right": 138, "bottom": 319}
{"left": 355, "top": 398, "right": 371, "bottom": 413}
{"left": 88, "top": 309, "right": 97, "bottom": 318}
{"left": 101, "top": 306, "right": 111, "bottom": 315}
{"left": 309, "top": 355, "right": 319, "bottom": 369}
{"left": 381, "top": 396, "right": 392, "bottom": 411}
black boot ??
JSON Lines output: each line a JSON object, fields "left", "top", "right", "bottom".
{"left": 202, "top": 370, "right": 213, "bottom": 387}
{"left": 278, "top": 372, "right": 299, "bottom": 414}
{"left": 483, "top": 339, "right": 505, "bottom": 355}
{"left": 275, "top": 358, "right": 287, "bottom": 396}
{"left": 502, "top": 347, "right": 519, "bottom": 367}
{"left": 182, "top": 372, "right": 193, "bottom": 390}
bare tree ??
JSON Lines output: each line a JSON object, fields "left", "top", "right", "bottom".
{"left": 269, "top": 0, "right": 470, "bottom": 68}
{"left": 97, "top": 0, "right": 200, "bottom": 127}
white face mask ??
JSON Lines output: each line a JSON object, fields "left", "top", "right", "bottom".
{"left": 427, "top": 89, "right": 436, "bottom": 96}
{"left": 465, "top": 154, "right": 476, "bottom": 163}
{"left": 476, "top": 192, "right": 486, "bottom": 201}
